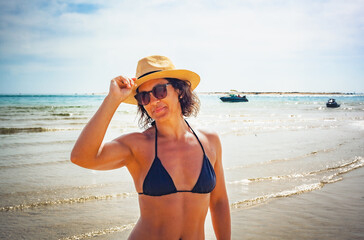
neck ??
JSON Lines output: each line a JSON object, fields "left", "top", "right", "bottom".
{"left": 155, "top": 115, "right": 189, "bottom": 140}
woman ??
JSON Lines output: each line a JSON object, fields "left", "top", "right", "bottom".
{"left": 71, "top": 55, "right": 231, "bottom": 239}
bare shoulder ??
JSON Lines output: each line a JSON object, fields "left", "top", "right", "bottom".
{"left": 112, "top": 127, "right": 155, "bottom": 152}
{"left": 194, "top": 126, "right": 221, "bottom": 146}
{"left": 190, "top": 124, "right": 222, "bottom": 159}
{"left": 198, "top": 127, "right": 219, "bottom": 139}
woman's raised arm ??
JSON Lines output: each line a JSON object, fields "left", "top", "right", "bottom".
{"left": 70, "top": 76, "right": 135, "bottom": 170}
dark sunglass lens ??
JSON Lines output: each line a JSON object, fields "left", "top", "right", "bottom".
{"left": 135, "top": 84, "right": 168, "bottom": 105}
{"left": 153, "top": 85, "right": 167, "bottom": 99}
{"left": 135, "top": 92, "right": 150, "bottom": 105}
{"left": 134, "top": 94, "right": 142, "bottom": 105}
{"left": 140, "top": 92, "right": 150, "bottom": 105}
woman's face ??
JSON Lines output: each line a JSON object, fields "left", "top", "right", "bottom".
{"left": 137, "top": 78, "right": 181, "bottom": 122}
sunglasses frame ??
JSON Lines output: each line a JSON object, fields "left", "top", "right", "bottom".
{"left": 134, "top": 83, "right": 171, "bottom": 106}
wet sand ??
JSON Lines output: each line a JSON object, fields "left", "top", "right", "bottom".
{"left": 228, "top": 167, "right": 364, "bottom": 240}
{"left": 102, "top": 166, "right": 364, "bottom": 240}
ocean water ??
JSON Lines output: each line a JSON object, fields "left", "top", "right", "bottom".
{"left": 0, "top": 94, "right": 363, "bottom": 239}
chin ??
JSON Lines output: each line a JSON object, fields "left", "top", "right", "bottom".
{"left": 150, "top": 107, "right": 169, "bottom": 122}
{"left": 152, "top": 112, "right": 170, "bottom": 122}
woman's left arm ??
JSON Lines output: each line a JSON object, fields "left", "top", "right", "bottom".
{"left": 209, "top": 133, "right": 231, "bottom": 240}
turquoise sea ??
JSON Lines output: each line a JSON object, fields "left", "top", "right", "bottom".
{"left": 0, "top": 94, "right": 363, "bottom": 239}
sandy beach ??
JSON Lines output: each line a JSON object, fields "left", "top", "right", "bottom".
{"left": 100, "top": 166, "right": 364, "bottom": 240}
{"left": 228, "top": 166, "right": 364, "bottom": 240}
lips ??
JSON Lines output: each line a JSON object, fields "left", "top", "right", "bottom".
{"left": 153, "top": 105, "right": 166, "bottom": 114}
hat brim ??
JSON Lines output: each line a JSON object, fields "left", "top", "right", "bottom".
{"left": 123, "top": 69, "right": 200, "bottom": 105}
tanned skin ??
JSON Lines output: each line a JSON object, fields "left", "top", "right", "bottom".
{"left": 71, "top": 76, "right": 231, "bottom": 239}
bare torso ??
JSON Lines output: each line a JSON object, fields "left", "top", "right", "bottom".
{"left": 130, "top": 193, "right": 210, "bottom": 239}
{"left": 122, "top": 126, "right": 216, "bottom": 239}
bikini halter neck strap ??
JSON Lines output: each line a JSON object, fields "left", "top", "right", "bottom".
{"left": 154, "top": 119, "right": 206, "bottom": 157}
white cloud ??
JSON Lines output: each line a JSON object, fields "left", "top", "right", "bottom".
{"left": 0, "top": 0, "right": 363, "bottom": 93}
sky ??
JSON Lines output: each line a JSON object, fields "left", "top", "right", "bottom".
{"left": 0, "top": 0, "right": 363, "bottom": 94}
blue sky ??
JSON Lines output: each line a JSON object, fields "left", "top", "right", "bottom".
{"left": 0, "top": 0, "right": 363, "bottom": 94}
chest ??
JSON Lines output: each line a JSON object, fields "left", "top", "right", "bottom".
{"left": 159, "top": 141, "right": 204, "bottom": 186}
{"left": 140, "top": 134, "right": 214, "bottom": 190}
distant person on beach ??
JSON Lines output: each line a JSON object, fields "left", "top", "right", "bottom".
{"left": 70, "top": 55, "right": 231, "bottom": 239}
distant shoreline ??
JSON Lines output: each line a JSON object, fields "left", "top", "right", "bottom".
{"left": 0, "top": 92, "right": 363, "bottom": 96}
{"left": 198, "top": 91, "right": 361, "bottom": 95}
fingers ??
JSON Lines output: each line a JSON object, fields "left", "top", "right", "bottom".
{"left": 112, "top": 76, "right": 135, "bottom": 89}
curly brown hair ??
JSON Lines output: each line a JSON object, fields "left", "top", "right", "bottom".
{"left": 136, "top": 78, "right": 200, "bottom": 128}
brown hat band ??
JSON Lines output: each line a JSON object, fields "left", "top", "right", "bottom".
{"left": 137, "top": 70, "right": 162, "bottom": 80}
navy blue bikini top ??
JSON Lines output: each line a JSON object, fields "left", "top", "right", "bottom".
{"left": 138, "top": 121, "right": 216, "bottom": 196}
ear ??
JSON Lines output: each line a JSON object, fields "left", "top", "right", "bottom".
{"left": 177, "top": 89, "right": 184, "bottom": 99}
{"left": 174, "top": 88, "right": 182, "bottom": 99}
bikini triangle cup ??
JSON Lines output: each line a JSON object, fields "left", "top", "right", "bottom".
{"left": 138, "top": 120, "right": 216, "bottom": 196}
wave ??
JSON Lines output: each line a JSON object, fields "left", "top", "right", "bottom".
{"left": 0, "top": 117, "right": 87, "bottom": 121}
{"left": 1, "top": 139, "right": 75, "bottom": 148}
{"left": 59, "top": 223, "right": 135, "bottom": 240}
{"left": 230, "top": 182, "right": 324, "bottom": 210}
{"left": 51, "top": 113, "right": 73, "bottom": 116}
{"left": 0, "top": 127, "right": 55, "bottom": 134}
{"left": 0, "top": 105, "right": 85, "bottom": 110}
{"left": 5, "top": 158, "right": 361, "bottom": 212}
{"left": 0, "top": 159, "right": 70, "bottom": 169}
{"left": 0, "top": 192, "right": 136, "bottom": 212}
{"left": 225, "top": 138, "right": 361, "bottom": 171}
{"left": 226, "top": 147, "right": 337, "bottom": 171}
{"left": 0, "top": 127, "right": 77, "bottom": 135}
{"left": 228, "top": 156, "right": 363, "bottom": 185}
{"left": 230, "top": 156, "right": 363, "bottom": 211}
{"left": 0, "top": 183, "right": 117, "bottom": 199}
{"left": 228, "top": 173, "right": 307, "bottom": 185}
{"left": 214, "top": 113, "right": 364, "bottom": 133}
{"left": 266, "top": 148, "right": 336, "bottom": 164}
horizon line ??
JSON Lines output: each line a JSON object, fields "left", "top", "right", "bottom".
{"left": 0, "top": 91, "right": 363, "bottom": 96}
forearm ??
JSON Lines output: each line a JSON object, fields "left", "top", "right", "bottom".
{"left": 71, "top": 94, "right": 121, "bottom": 163}
{"left": 210, "top": 199, "right": 231, "bottom": 240}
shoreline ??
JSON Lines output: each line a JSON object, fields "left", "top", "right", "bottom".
{"left": 0, "top": 92, "right": 363, "bottom": 96}
{"left": 198, "top": 91, "right": 361, "bottom": 95}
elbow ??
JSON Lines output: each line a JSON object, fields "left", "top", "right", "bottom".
{"left": 70, "top": 150, "right": 85, "bottom": 167}
{"left": 70, "top": 152, "right": 80, "bottom": 165}
{"left": 210, "top": 193, "right": 230, "bottom": 213}
{"left": 211, "top": 198, "right": 230, "bottom": 212}
{"left": 70, "top": 151, "right": 99, "bottom": 170}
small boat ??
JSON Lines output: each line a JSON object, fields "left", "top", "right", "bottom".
{"left": 326, "top": 98, "right": 340, "bottom": 108}
{"left": 220, "top": 94, "right": 249, "bottom": 102}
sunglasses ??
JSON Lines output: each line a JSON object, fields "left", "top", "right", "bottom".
{"left": 134, "top": 83, "right": 171, "bottom": 106}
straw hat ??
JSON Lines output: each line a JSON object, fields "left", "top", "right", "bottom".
{"left": 123, "top": 55, "right": 200, "bottom": 105}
